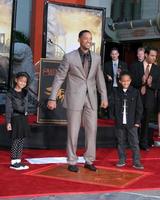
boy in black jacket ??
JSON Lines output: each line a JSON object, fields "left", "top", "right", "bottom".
{"left": 110, "top": 71, "right": 144, "bottom": 169}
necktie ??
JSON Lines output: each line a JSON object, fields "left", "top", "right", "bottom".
{"left": 83, "top": 54, "right": 89, "bottom": 77}
{"left": 141, "top": 64, "right": 150, "bottom": 95}
{"left": 113, "top": 63, "right": 118, "bottom": 74}
{"left": 145, "top": 64, "right": 150, "bottom": 78}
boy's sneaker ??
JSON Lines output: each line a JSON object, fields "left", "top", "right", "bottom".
{"left": 10, "top": 162, "right": 29, "bottom": 170}
{"left": 116, "top": 160, "right": 126, "bottom": 167}
{"left": 133, "top": 163, "right": 144, "bottom": 170}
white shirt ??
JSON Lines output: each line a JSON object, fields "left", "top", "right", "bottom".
{"left": 122, "top": 89, "right": 127, "bottom": 124}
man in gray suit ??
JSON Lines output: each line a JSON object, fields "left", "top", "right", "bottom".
{"left": 47, "top": 30, "right": 108, "bottom": 172}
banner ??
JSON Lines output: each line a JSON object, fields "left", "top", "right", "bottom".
{"left": 37, "top": 58, "right": 67, "bottom": 124}
{"left": 0, "top": 0, "right": 15, "bottom": 89}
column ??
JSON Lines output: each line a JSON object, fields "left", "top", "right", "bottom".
{"left": 112, "top": 0, "right": 122, "bottom": 22}
{"left": 123, "top": 0, "right": 132, "bottom": 21}
{"left": 133, "top": 0, "right": 141, "bottom": 20}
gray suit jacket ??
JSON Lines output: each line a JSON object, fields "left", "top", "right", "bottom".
{"left": 49, "top": 49, "right": 107, "bottom": 111}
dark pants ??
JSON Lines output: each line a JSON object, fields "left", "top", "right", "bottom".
{"left": 139, "top": 107, "right": 154, "bottom": 149}
{"left": 116, "top": 126, "right": 141, "bottom": 164}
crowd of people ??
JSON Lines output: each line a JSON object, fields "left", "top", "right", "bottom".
{"left": 5, "top": 30, "right": 160, "bottom": 172}
{"left": 104, "top": 46, "right": 160, "bottom": 170}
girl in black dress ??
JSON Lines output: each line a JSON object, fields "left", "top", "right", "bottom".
{"left": 5, "top": 72, "right": 30, "bottom": 170}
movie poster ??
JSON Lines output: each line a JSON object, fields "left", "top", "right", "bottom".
{"left": 0, "top": 0, "right": 14, "bottom": 86}
{"left": 37, "top": 59, "right": 67, "bottom": 124}
{"left": 44, "top": 3, "right": 105, "bottom": 60}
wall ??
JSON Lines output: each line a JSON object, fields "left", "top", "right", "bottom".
{"left": 86, "top": 0, "right": 112, "bottom": 17}
{"left": 141, "top": 0, "right": 160, "bottom": 19}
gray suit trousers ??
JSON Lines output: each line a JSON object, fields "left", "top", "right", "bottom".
{"left": 66, "top": 94, "right": 97, "bottom": 165}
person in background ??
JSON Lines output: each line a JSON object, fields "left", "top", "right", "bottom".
{"left": 110, "top": 71, "right": 144, "bottom": 170}
{"left": 103, "top": 47, "right": 128, "bottom": 119}
{"left": 5, "top": 72, "right": 30, "bottom": 170}
{"left": 136, "top": 47, "right": 145, "bottom": 63}
{"left": 155, "top": 57, "right": 160, "bottom": 138}
{"left": 157, "top": 74, "right": 160, "bottom": 137}
{"left": 129, "top": 47, "right": 145, "bottom": 85}
{"left": 47, "top": 30, "right": 108, "bottom": 173}
{"left": 130, "top": 47, "right": 160, "bottom": 150}
{"left": 104, "top": 47, "right": 128, "bottom": 96}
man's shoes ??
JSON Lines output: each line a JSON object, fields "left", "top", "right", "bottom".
{"left": 140, "top": 146, "right": 149, "bottom": 151}
{"left": 10, "top": 163, "right": 29, "bottom": 170}
{"left": 133, "top": 163, "right": 144, "bottom": 170}
{"left": 84, "top": 163, "right": 97, "bottom": 171}
{"left": 140, "top": 145, "right": 149, "bottom": 151}
{"left": 116, "top": 160, "right": 126, "bottom": 167}
{"left": 68, "top": 165, "right": 79, "bottom": 172}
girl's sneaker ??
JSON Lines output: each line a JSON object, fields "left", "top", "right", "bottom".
{"left": 10, "top": 162, "right": 29, "bottom": 170}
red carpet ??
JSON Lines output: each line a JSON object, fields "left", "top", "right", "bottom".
{"left": 1, "top": 147, "right": 160, "bottom": 198}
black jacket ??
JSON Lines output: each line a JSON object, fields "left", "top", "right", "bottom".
{"left": 104, "top": 60, "right": 128, "bottom": 94}
{"left": 130, "top": 61, "right": 160, "bottom": 109}
{"left": 110, "top": 86, "right": 143, "bottom": 128}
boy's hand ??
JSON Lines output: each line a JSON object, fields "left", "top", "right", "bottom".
{"left": 107, "top": 75, "right": 112, "bottom": 81}
{"left": 7, "top": 123, "right": 12, "bottom": 131}
{"left": 134, "top": 124, "right": 140, "bottom": 127}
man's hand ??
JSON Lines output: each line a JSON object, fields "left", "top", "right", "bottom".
{"left": 117, "top": 68, "right": 121, "bottom": 78}
{"left": 7, "top": 123, "right": 12, "bottom": 131}
{"left": 142, "top": 75, "right": 147, "bottom": 84}
{"left": 100, "top": 100, "right": 108, "bottom": 109}
{"left": 47, "top": 100, "right": 57, "bottom": 110}
{"left": 134, "top": 124, "right": 140, "bottom": 128}
{"left": 147, "top": 75, "right": 152, "bottom": 87}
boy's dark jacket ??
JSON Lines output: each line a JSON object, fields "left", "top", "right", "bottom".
{"left": 109, "top": 86, "right": 143, "bottom": 128}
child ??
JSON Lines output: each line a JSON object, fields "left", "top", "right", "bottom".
{"left": 110, "top": 71, "right": 144, "bottom": 169}
{"left": 5, "top": 72, "right": 30, "bottom": 170}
